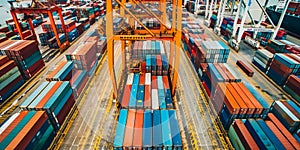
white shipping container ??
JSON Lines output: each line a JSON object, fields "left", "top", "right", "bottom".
{"left": 145, "top": 73, "right": 151, "bottom": 85}
{"left": 152, "top": 89, "right": 159, "bottom": 110}
{"left": 143, "top": 41, "right": 147, "bottom": 50}
{"left": 0, "top": 113, "right": 20, "bottom": 134}
{"left": 126, "top": 73, "right": 134, "bottom": 85}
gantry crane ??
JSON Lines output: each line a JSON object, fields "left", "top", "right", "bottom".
{"left": 9, "top": 0, "right": 69, "bottom": 50}
{"left": 105, "top": 0, "right": 182, "bottom": 99}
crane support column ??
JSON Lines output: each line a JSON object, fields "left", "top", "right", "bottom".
{"left": 27, "top": 17, "right": 37, "bottom": 40}
{"left": 48, "top": 10, "right": 62, "bottom": 47}
{"left": 232, "top": 0, "right": 242, "bottom": 38}
{"left": 172, "top": 0, "right": 182, "bottom": 96}
{"left": 237, "top": 0, "right": 250, "bottom": 43}
{"left": 271, "top": 0, "right": 291, "bottom": 40}
{"left": 106, "top": 0, "right": 118, "bottom": 99}
{"left": 10, "top": 10, "right": 24, "bottom": 40}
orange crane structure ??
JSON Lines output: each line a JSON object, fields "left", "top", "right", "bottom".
{"left": 106, "top": 0, "right": 182, "bottom": 99}
{"left": 9, "top": 0, "right": 69, "bottom": 50}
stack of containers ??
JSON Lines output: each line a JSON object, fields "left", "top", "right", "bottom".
{"left": 0, "top": 111, "right": 56, "bottom": 149}
{"left": 283, "top": 75, "right": 300, "bottom": 102}
{"left": 201, "top": 63, "right": 242, "bottom": 97}
{"left": 45, "top": 61, "right": 88, "bottom": 98}
{"left": 0, "top": 40, "right": 45, "bottom": 79}
{"left": 113, "top": 109, "right": 182, "bottom": 149}
{"left": 209, "top": 12, "right": 217, "bottom": 29}
{"left": 65, "top": 40, "right": 97, "bottom": 76}
{"left": 48, "top": 33, "right": 67, "bottom": 49}
{"left": 200, "top": 41, "right": 230, "bottom": 63}
{"left": 228, "top": 113, "right": 299, "bottom": 150}
{"left": 38, "top": 31, "right": 54, "bottom": 46}
{"left": 220, "top": 17, "right": 235, "bottom": 41}
{"left": 79, "top": 18, "right": 90, "bottom": 30}
{"left": 279, "top": 40, "right": 300, "bottom": 54}
{"left": 0, "top": 56, "right": 24, "bottom": 102}
{"left": 266, "top": 53, "right": 300, "bottom": 86}
{"left": 68, "top": 28, "right": 79, "bottom": 42}
{"left": 271, "top": 100, "right": 300, "bottom": 133}
{"left": 76, "top": 23, "right": 84, "bottom": 36}
{"left": 19, "top": 81, "right": 75, "bottom": 131}
{"left": 41, "top": 20, "right": 76, "bottom": 33}
{"left": 266, "top": 40, "right": 287, "bottom": 53}
{"left": 210, "top": 81, "right": 265, "bottom": 129}
{"left": 252, "top": 49, "right": 274, "bottom": 72}
{"left": 121, "top": 73, "right": 172, "bottom": 109}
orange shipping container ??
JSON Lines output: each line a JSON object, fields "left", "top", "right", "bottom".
{"left": 162, "top": 76, "right": 170, "bottom": 89}
{"left": 0, "top": 111, "right": 29, "bottom": 142}
{"left": 267, "top": 113, "right": 300, "bottom": 149}
{"left": 35, "top": 82, "right": 63, "bottom": 109}
{"left": 226, "top": 83, "right": 248, "bottom": 115}
{"left": 236, "top": 82, "right": 263, "bottom": 115}
{"left": 133, "top": 110, "right": 144, "bottom": 149}
{"left": 217, "top": 83, "right": 240, "bottom": 114}
{"left": 121, "top": 85, "right": 131, "bottom": 108}
{"left": 6, "top": 111, "right": 48, "bottom": 149}
{"left": 123, "top": 109, "right": 136, "bottom": 147}
{"left": 231, "top": 83, "right": 255, "bottom": 115}
{"left": 265, "top": 120, "right": 295, "bottom": 149}
{"left": 46, "top": 62, "right": 67, "bottom": 81}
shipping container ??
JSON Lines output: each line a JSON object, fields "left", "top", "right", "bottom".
{"left": 123, "top": 109, "right": 136, "bottom": 148}
{"left": 153, "top": 110, "right": 162, "bottom": 149}
{"left": 114, "top": 109, "right": 128, "bottom": 149}
{"left": 133, "top": 110, "right": 144, "bottom": 149}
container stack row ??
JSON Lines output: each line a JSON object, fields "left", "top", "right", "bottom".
{"left": 65, "top": 39, "right": 98, "bottom": 76}
{"left": 199, "top": 63, "right": 276, "bottom": 129}
{"left": 252, "top": 49, "right": 274, "bottom": 72}
{"left": 283, "top": 75, "right": 300, "bottom": 102}
{"left": 114, "top": 109, "right": 182, "bottom": 150}
{"left": 131, "top": 40, "right": 165, "bottom": 60}
{"left": 19, "top": 81, "right": 75, "bottom": 131}
{"left": 136, "top": 18, "right": 161, "bottom": 30}
{"left": 266, "top": 39, "right": 300, "bottom": 54}
{"left": 0, "top": 40, "right": 45, "bottom": 79}
{"left": 46, "top": 61, "right": 89, "bottom": 98}
{"left": 0, "top": 56, "right": 24, "bottom": 102}
{"left": 122, "top": 73, "right": 173, "bottom": 110}
{"left": 0, "top": 111, "right": 57, "bottom": 149}
{"left": 228, "top": 113, "right": 299, "bottom": 150}
{"left": 266, "top": 53, "right": 300, "bottom": 86}
{"left": 271, "top": 100, "right": 300, "bottom": 134}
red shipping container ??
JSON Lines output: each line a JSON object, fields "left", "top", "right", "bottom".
{"left": 0, "top": 61, "right": 17, "bottom": 77}
{"left": 57, "top": 95, "right": 75, "bottom": 125}
{"left": 0, "top": 56, "right": 9, "bottom": 65}
{"left": 162, "top": 76, "right": 170, "bottom": 89}
{"left": 267, "top": 113, "right": 300, "bottom": 149}
{"left": 232, "top": 120, "right": 259, "bottom": 149}
{"left": 144, "top": 85, "right": 151, "bottom": 109}
{"left": 6, "top": 111, "right": 48, "bottom": 149}
{"left": 265, "top": 120, "right": 295, "bottom": 149}
{"left": 0, "top": 76, "right": 23, "bottom": 96}
{"left": 151, "top": 76, "right": 157, "bottom": 89}
{"left": 122, "top": 85, "right": 131, "bottom": 108}
{"left": 0, "top": 111, "right": 29, "bottom": 142}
